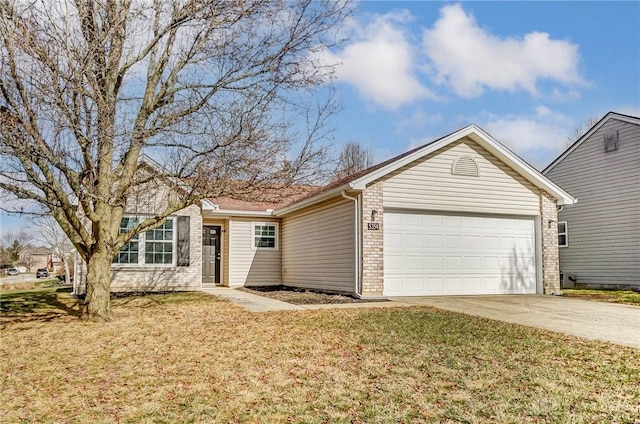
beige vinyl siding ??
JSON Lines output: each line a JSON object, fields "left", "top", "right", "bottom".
{"left": 545, "top": 118, "right": 640, "bottom": 287}
{"left": 384, "top": 138, "right": 540, "bottom": 215}
{"left": 228, "top": 217, "right": 281, "bottom": 286}
{"left": 281, "top": 199, "right": 355, "bottom": 293}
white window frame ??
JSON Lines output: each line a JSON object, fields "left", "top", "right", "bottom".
{"left": 252, "top": 222, "right": 279, "bottom": 250}
{"left": 112, "top": 216, "right": 177, "bottom": 267}
{"left": 558, "top": 221, "right": 568, "bottom": 247}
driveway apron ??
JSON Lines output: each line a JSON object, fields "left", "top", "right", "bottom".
{"left": 389, "top": 295, "right": 640, "bottom": 348}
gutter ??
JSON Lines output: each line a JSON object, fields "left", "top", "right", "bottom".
{"left": 202, "top": 209, "right": 275, "bottom": 218}
{"left": 340, "top": 191, "right": 361, "bottom": 296}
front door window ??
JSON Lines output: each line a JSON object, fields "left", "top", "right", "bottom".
{"left": 202, "top": 226, "right": 221, "bottom": 284}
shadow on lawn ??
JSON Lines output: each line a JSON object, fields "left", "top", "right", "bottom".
{"left": 0, "top": 287, "right": 82, "bottom": 325}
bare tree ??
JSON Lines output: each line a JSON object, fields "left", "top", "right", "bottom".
{"left": 0, "top": 0, "right": 351, "bottom": 321}
{"left": 333, "top": 142, "right": 373, "bottom": 180}
{"left": 565, "top": 116, "right": 601, "bottom": 148}
{"left": 31, "top": 215, "right": 74, "bottom": 288}
{"left": 2, "top": 230, "right": 28, "bottom": 263}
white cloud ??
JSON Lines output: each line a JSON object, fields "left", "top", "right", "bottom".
{"left": 423, "top": 4, "right": 586, "bottom": 98}
{"left": 482, "top": 107, "right": 572, "bottom": 169}
{"left": 396, "top": 110, "right": 443, "bottom": 133}
{"left": 320, "top": 11, "right": 435, "bottom": 109}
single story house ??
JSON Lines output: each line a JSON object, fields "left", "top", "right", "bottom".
{"left": 79, "top": 124, "right": 576, "bottom": 297}
{"left": 543, "top": 112, "right": 639, "bottom": 290}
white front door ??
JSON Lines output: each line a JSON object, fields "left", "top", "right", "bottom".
{"left": 383, "top": 212, "right": 537, "bottom": 296}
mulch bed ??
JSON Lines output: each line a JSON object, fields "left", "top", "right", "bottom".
{"left": 238, "top": 285, "right": 387, "bottom": 305}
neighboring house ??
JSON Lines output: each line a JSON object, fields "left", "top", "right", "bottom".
{"left": 17, "top": 247, "right": 52, "bottom": 272}
{"left": 543, "top": 112, "right": 640, "bottom": 290}
{"left": 77, "top": 124, "right": 575, "bottom": 297}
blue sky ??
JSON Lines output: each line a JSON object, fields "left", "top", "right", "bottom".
{"left": 1, "top": 1, "right": 639, "bottom": 234}
{"left": 326, "top": 1, "right": 640, "bottom": 166}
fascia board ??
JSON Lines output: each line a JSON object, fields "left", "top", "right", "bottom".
{"left": 274, "top": 184, "right": 354, "bottom": 216}
{"left": 203, "top": 209, "right": 275, "bottom": 217}
{"left": 351, "top": 124, "right": 576, "bottom": 205}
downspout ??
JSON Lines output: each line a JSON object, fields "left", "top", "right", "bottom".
{"left": 341, "top": 191, "right": 360, "bottom": 296}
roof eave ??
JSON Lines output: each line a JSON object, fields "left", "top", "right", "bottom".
{"left": 351, "top": 124, "right": 576, "bottom": 205}
{"left": 203, "top": 209, "right": 276, "bottom": 218}
{"left": 275, "top": 183, "right": 357, "bottom": 216}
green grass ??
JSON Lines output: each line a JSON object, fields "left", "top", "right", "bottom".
{"left": 1, "top": 289, "right": 639, "bottom": 423}
{"left": 563, "top": 288, "right": 640, "bottom": 305}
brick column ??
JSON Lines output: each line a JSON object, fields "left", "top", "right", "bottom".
{"left": 540, "top": 192, "right": 561, "bottom": 294}
{"left": 361, "top": 181, "right": 384, "bottom": 296}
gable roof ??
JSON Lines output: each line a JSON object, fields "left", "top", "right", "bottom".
{"left": 543, "top": 112, "right": 640, "bottom": 174}
{"left": 277, "top": 124, "right": 577, "bottom": 216}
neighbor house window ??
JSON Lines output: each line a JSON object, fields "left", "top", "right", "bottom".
{"left": 558, "top": 221, "right": 568, "bottom": 247}
{"left": 253, "top": 223, "right": 278, "bottom": 249}
{"left": 604, "top": 131, "right": 619, "bottom": 152}
{"left": 113, "top": 217, "right": 176, "bottom": 265}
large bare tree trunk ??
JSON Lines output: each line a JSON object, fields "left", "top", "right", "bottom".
{"left": 82, "top": 248, "right": 113, "bottom": 322}
{"left": 1, "top": 0, "right": 350, "bottom": 321}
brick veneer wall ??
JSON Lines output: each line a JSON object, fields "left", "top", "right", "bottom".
{"left": 361, "top": 181, "right": 384, "bottom": 296}
{"left": 540, "top": 192, "right": 561, "bottom": 294}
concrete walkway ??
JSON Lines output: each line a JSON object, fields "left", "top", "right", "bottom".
{"left": 200, "top": 287, "right": 305, "bottom": 312}
{"left": 390, "top": 295, "right": 640, "bottom": 348}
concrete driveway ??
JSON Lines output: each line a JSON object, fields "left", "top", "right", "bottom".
{"left": 390, "top": 295, "right": 640, "bottom": 348}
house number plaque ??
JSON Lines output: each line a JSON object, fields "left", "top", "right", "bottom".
{"left": 367, "top": 222, "right": 380, "bottom": 230}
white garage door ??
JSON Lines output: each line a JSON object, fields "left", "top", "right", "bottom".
{"left": 384, "top": 212, "right": 537, "bottom": 296}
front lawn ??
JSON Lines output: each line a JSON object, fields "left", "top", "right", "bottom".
{"left": 563, "top": 288, "right": 640, "bottom": 305}
{"left": 1, "top": 289, "right": 638, "bottom": 423}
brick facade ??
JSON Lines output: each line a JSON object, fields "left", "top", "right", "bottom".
{"left": 540, "top": 192, "right": 561, "bottom": 294}
{"left": 361, "top": 181, "right": 384, "bottom": 296}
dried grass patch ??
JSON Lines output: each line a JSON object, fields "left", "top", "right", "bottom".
{"left": 1, "top": 290, "right": 639, "bottom": 423}
{"left": 563, "top": 289, "right": 640, "bottom": 305}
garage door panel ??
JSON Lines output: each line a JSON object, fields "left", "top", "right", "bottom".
{"left": 444, "top": 216, "right": 462, "bottom": 228}
{"left": 444, "top": 256, "right": 463, "bottom": 270}
{"left": 483, "top": 236, "right": 499, "bottom": 249}
{"left": 405, "top": 234, "right": 423, "bottom": 248}
{"left": 445, "top": 235, "right": 463, "bottom": 248}
{"left": 464, "top": 235, "right": 482, "bottom": 249}
{"left": 404, "top": 255, "right": 423, "bottom": 270}
{"left": 425, "top": 235, "right": 443, "bottom": 248}
{"left": 384, "top": 212, "right": 537, "bottom": 296}
{"left": 464, "top": 256, "right": 482, "bottom": 271}
{"left": 425, "top": 256, "right": 443, "bottom": 270}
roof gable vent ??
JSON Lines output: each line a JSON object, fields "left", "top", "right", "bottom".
{"left": 604, "top": 131, "right": 619, "bottom": 152}
{"left": 452, "top": 156, "right": 479, "bottom": 177}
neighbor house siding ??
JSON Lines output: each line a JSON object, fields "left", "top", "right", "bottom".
{"left": 544, "top": 118, "right": 640, "bottom": 288}
{"left": 383, "top": 138, "right": 540, "bottom": 216}
{"left": 227, "top": 217, "right": 281, "bottom": 286}
{"left": 281, "top": 199, "right": 355, "bottom": 293}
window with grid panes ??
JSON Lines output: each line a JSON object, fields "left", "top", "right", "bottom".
{"left": 253, "top": 223, "right": 277, "bottom": 249}
{"left": 113, "top": 217, "right": 139, "bottom": 264}
{"left": 145, "top": 219, "right": 174, "bottom": 264}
